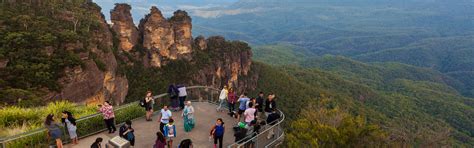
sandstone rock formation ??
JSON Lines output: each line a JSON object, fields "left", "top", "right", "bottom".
{"left": 191, "top": 36, "right": 257, "bottom": 92}
{"left": 139, "top": 7, "right": 193, "bottom": 67}
{"left": 110, "top": 3, "right": 139, "bottom": 52}
{"left": 194, "top": 35, "right": 207, "bottom": 50}
{"left": 170, "top": 10, "right": 193, "bottom": 55}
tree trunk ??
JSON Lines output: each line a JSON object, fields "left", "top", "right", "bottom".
{"left": 73, "top": 19, "right": 79, "bottom": 32}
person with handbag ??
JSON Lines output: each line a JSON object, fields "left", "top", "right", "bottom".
{"left": 145, "top": 91, "right": 154, "bottom": 121}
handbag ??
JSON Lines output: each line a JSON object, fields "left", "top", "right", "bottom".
{"left": 139, "top": 99, "right": 145, "bottom": 107}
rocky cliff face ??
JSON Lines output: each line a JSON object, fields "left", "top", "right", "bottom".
{"left": 110, "top": 4, "right": 139, "bottom": 52}
{"left": 139, "top": 6, "right": 193, "bottom": 67}
{"left": 49, "top": 5, "right": 128, "bottom": 105}
{"left": 1, "top": 2, "right": 254, "bottom": 106}
{"left": 63, "top": 4, "right": 253, "bottom": 104}
{"left": 190, "top": 36, "right": 257, "bottom": 92}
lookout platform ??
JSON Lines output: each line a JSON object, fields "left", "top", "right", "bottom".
{"left": 69, "top": 102, "right": 238, "bottom": 147}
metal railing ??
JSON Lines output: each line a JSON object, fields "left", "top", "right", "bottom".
{"left": 227, "top": 109, "right": 285, "bottom": 148}
{"left": 0, "top": 86, "right": 285, "bottom": 148}
{"left": 0, "top": 86, "right": 219, "bottom": 148}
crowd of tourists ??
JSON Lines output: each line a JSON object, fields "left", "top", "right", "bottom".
{"left": 43, "top": 84, "right": 280, "bottom": 148}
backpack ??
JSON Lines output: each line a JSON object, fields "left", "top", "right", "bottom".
{"left": 126, "top": 131, "right": 135, "bottom": 141}
{"left": 119, "top": 125, "right": 127, "bottom": 138}
{"left": 139, "top": 99, "right": 145, "bottom": 107}
{"left": 168, "top": 86, "right": 178, "bottom": 97}
{"left": 214, "top": 125, "right": 224, "bottom": 137}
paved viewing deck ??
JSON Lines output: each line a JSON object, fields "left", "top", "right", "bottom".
{"left": 0, "top": 86, "right": 284, "bottom": 148}
{"left": 70, "top": 102, "right": 238, "bottom": 147}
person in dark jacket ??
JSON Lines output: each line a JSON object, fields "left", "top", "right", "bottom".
{"left": 266, "top": 109, "right": 281, "bottom": 139}
{"left": 119, "top": 120, "right": 135, "bottom": 146}
{"left": 233, "top": 126, "right": 248, "bottom": 143}
{"left": 90, "top": 137, "right": 103, "bottom": 148}
{"left": 178, "top": 139, "right": 193, "bottom": 148}
{"left": 168, "top": 84, "right": 180, "bottom": 111}
{"left": 264, "top": 93, "right": 277, "bottom": 117}
{"left": 255, "top": 92, "right": 264, "bottom": 118}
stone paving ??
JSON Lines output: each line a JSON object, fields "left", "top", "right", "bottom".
{"left": 67, "top": 102, "right": 238, "bottom": 148}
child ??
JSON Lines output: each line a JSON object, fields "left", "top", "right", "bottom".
{"left": 210, "top": 118, "right": 225, "bottom": 148}
{"left": 61, "top": 111, "right": 78, "bottom": 145}
{"left": 164, "top": 119, "right": 177, "bottom": 148}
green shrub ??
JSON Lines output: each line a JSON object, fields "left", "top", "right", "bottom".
{"left": 2, "top": 101, "right": 145, "bottom": 147}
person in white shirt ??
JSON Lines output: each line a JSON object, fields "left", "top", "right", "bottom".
{"left": 159, "top": 105, "right": 172, "bottom": 134}
{"left": 177, "top": 85, "right": 187, "bottom": 110}
{"left": 216, "top": 86, "right": 228, "bottom": 112}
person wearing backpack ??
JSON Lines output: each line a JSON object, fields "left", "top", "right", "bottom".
{"left": 164, "top": 119, "right": 177, "bottom": 148}
{"left": 210, "top": 118, "right": 225, "bottom": 148}
{"left": 168, "top": 84, "right": 179, "bottom": 111}
{"left": 120, "top": 120, "right": 135, "bottom": 146}
{"left": 145, "top": 91, "right": 154, "bottom": 121}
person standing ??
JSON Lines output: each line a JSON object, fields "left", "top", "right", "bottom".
{"left": 90, "top": 137, "right": 103, "bottom": 148}
{"left": 120, "top": 120, "right": 135, "bottom": 146}
{"left": 177, "top": 84, "right": 188, "bottom": 110}
{"left": 264, "top": 93, "right": 277, "bottom": 117}
{"left": 159, "top": 105, "right": 172, "bottom": 134}
{"left": 178, "top": 139, "right": 193, "bottom": 148}
{"left": 45, "top": 114, "right": 63, "bottom": 148}
{"left": 266, "top": 109, "right": 281, "bottom": 139}
{"left": 227, "top": 88, "right": 237, "bottom": 113}
{"left": 244, "top": 102, "right": 257, "bottom": 124}
{"left": 237, "top": 93, "right": 250, "bottom": 121}
{"left": 61, "top": 111, "right": 78, "bottom": 145}
{"left": 168, "top": 84, "right": 180, "bottom": 111}
{"left": 154, "top": 132, "right": 167, "bottom": 148}
{"left": 256, "top": 92, "right": 264, "bottom": 118}
{"left": 247, "top": 98, "right": 256, "bottom": 110}
{"left": 164, "top": 119, "right": 177, "bottom": 148}
{"left": 99, "top": 101, "right": 116, "bottom": 133}
{"left": 145, "top": 91, "right": 154, "bottom": 121}
{"left": 216, "top": 85, "right": 228, "bottom": 112}
{"left": 182, "top": 101, "right": 195, "bottom": 132}
{"left": 210, "top": 118, "right": 225, "bottom": 148}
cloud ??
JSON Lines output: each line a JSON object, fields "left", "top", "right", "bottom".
{"left": 192, "top": 8, "right": 262, "bottom": 18}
